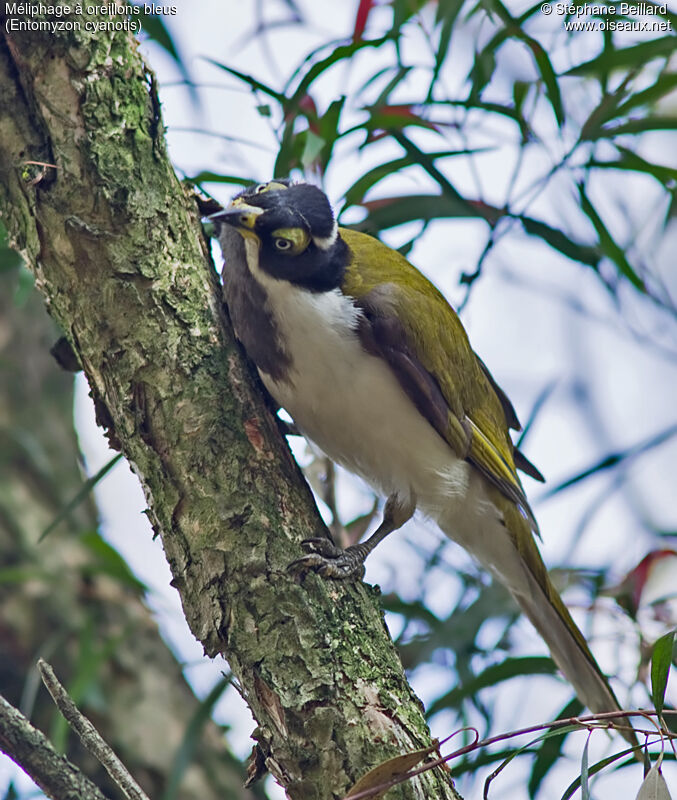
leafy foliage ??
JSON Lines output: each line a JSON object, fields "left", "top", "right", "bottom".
{"left": 186, "top": 0, "right": 676, "bottom": 317}
{"left": 652, "top": 631, "right": 676, "bottom": 716}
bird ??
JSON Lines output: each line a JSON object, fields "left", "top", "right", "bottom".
{"left": 211, "top": 178, "right": 635, "bottom": 743}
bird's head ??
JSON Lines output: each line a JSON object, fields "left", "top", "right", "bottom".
{"left": 211, "top": 180, "right": 348, "bottom": 291}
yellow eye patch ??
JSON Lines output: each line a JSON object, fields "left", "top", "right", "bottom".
{"left": 253, "top": 180, "right": 289, "bottom": 195}
{"left": 271, "top": 227, "right": 310, "bottom": 255}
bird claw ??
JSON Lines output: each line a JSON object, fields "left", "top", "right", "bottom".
{"left": 289, "top": 538, "right": 366, "bottom": 580}
{"left": 300, "top": 537, "right": 341, "bottom": 557}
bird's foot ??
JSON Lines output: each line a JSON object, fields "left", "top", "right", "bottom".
{"left": 289, "top": 538, "right": 368, "bottom": 580}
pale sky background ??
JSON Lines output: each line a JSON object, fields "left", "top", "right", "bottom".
{"left": 3, "top": 1, "right": 677, "bottom": 798}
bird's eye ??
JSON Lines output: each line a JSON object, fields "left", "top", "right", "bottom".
{"left": 274, "top": 238, "right": 292, "bottom": 251}
{"left": 254, "top": 183, "right": 267, "bottom": 194}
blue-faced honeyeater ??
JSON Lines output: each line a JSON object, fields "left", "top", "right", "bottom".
{"left": 212, "top": 179, "right": 632, "bottom": 736}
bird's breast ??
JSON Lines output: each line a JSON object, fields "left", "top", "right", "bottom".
{"left": 253, "top": 276, "right": 465, "bottom": 508}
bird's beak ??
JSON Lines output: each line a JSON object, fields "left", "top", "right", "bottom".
{"left": 209, "top": 201, "right": 264, "bottom": 236}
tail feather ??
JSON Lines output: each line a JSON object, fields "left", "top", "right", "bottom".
{"left": 437, "top": 487, "right": 638, "bottom": 748}
{"left": 515, "top": 551, "right": 621, "bottom": 714}
{"left": 513, "top": 562, "right": 638, "bottom": 749}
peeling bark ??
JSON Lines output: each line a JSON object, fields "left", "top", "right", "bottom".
{"left": 0, "top": 11, "right": 460, "bottom": 799}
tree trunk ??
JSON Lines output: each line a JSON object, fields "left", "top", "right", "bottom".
{"left": 0, "top": 11, "right": 460, "bottom": 800}
{"left": 0, "top": 265, "right": 259, "bottom": 799}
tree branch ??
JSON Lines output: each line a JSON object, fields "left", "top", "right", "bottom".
{"left": 38, "top": 660, "right": 150, "bottom": 800}
{"left": 0, "top": 693, "right": 110, "bottom": 800}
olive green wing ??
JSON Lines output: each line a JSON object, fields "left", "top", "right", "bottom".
{"left": 340, "top": 227, "right": 541, "bottom": 530}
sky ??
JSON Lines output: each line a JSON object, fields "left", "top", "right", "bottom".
{"left": 3, "top": 1, "right": 677, "bottom": 798}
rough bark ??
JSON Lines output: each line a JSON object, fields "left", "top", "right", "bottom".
{"left": 0, "top": 694, "right": 110, "bottom": 800}
{"left": 0, "top": 11, "right": 460, "bottom": 800}
{"left": 0, "top": 264, "right": 260, "bottom": 800}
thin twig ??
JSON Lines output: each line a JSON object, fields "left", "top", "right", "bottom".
{"left": 0, "top": 692, "right": 110, "bottom": 800}
{"left": 38, "top": 659, "right": 151, "bottom": 800}
{"left": 343, "top": 709, "right": 677, "bottom": 800}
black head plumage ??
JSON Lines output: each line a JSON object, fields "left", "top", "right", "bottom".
{"left": 233, "top": 181, "right": 349, "bottom": 292}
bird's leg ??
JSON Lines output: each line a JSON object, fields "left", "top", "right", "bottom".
{"left": 289, "top": 494, "right": 416, "bottom": 580}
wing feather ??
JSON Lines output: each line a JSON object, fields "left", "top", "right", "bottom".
{"left": 340, "top": 227, "right": 540, "bottom": 529}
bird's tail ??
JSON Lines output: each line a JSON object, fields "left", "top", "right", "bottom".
{"left": 436, "top": 485, "right": 638, "bottom": 748}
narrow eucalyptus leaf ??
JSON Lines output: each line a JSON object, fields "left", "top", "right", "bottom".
{"left": 636, "top": 763, "right": 673, "bottom": 800}
{"left": 651, "top": 630, "right": 675, "bottom": 714}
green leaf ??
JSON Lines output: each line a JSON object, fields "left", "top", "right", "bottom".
{"left": 390, "top": 0, "right": 429, "bottom": 34}
{"left": 50, "top": 617, "right": 128, "bottom": 751}
{"left": 429, "top": 0, "right": 464, "bottom": 96}
{"left": 301, "top": 130, "right": 326, "bottom": 168}
{"left": 289, "top": 36, "right": 391, "bottom": 109}
{"left": 12, "top": 265, "right": 34, "bottom": 307}
{"left": 0, "top": 221, "right": 23, "bottom": 273}
{"left": 512, "top": 80, "right": 530, "bottom": 124}
{"left": 452, "top": 746, "right": 541, "bottom": 777}
{"left": 406, "top": 580, "right": 518, "bottom": 673}
{"left": 389, "top": 130, "right": 471, "bottom": 204}
{"left": 431, "top": 98, "right": 533, "bottom": 138}
{"left": 40, "top": 453, "right": 124, "bottom": 541}
{"left": 517, "top": 380, "right": 557, "bottom": 452}
{"left": 204, "top": 59, "right": 287, "bottom": 103}
{"left": 162, "top": 677, "right": 231, "bottom": 800}
{"left": 79, "top": 531, "right": 147, "bottom": 594}
{"left": 0, "top": 566, "right": 47, "bottom": 584}
{"left": 578, "top": 77, "right": 634, "bottom": 140}
{"left": 373, "top": 66, "right": 412, "bottom": 106}
{"left": 354, "top": 192, "right": 496, "bottom": 233}
{"left": 613, "top": 73, "right": 677, "bottom": 119}
{"left": 565, "top": 36, "right": 677, "bottom": 77}
{"left": 274, "top": 126, "right": 302, "bottom": 177}
{"left": 0, "top": 247, "right": 23, "bottom": 273}
{"left": 359, "top": 105, "right": 441, "bottom": 136}
{"left": 475, "top": 0, "right": 564, "bottom": 125}
{"left": 317, "top": 96, "right": 346, "bottom": 170}
{"left": 593, "top": 117, "right": 677, "bottom": 138}
{"left": 468, "top": 46, "right": 497, "bottom": 101}
{"left": 484, "top": 724, "right": 582, "bottom": 797}
{"left": 527, "top": 38, "right": 564, "bottom": 127}
{"left": 380, "top": 594, "right": 444, "bottom": 632}
{"left": 529, "top": 698, "right": 584, "bottom": 798}
{"left": 188, "top": 172, "right": 256, "bottom": 187}
{"left": 581, "top": 733, "right": 591, "bottom": 800}
{"left": 355, "top": 65, "right": 400, "bottom": 100}
{"left": 518, "top": 215, "right": 600, "bottom": 267}
{"left": 651, "top": 630, "right": 675, "bottom": 715}
{"left": 341, "top": 149, "right": 490, "bottom": 209}
{"left": 560, "top": 746, "right": 637, "bottom": 799}
{"left": 428, "top": 656, "right": 556, "bottom": 715}
{"left": 578, "top": 184, "right": 644, "bottom": 290}
{"left": 635, "top": 761, "right": 673, "bottom": 800}
{"left": 587, "top": 147, "right": 677, "bottom": 186}
{"left": 543, "top": 423, "right": 677, "bottom": 497}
